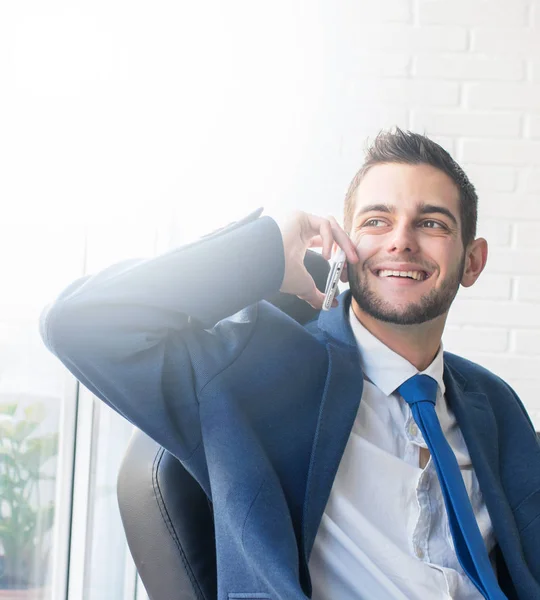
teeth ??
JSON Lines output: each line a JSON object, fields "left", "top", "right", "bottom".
{"left": 377, "top": 269, "right": 426, "bottom": 281}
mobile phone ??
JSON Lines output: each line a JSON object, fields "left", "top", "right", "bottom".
{"left": 322, "top": 248, "right": 346, "bottom": 311}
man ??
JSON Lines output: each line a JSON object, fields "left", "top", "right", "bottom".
{"left": 40, "top": 129, "right": 540, "bottom": 599}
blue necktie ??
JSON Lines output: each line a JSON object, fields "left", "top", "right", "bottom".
{"left": 398, "top": 374, "right": 506, "bottom": 600}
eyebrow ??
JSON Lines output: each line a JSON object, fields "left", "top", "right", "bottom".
{"left": 355, "top": 203, "right": 458, "bottom": 227}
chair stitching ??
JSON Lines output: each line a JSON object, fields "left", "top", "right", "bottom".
{"left": 151, "top": 448, "right": 207, "bottom": 600}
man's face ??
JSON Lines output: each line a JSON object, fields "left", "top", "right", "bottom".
{"left": 347, "top": 163, "right": 465, "bottom": 326}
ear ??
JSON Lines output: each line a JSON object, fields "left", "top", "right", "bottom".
{"left": 461, "top": 237, "right": 488, "bottom": 288}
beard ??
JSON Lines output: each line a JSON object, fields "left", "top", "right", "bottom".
{"left": 348, "top": 255, "right": 465, "bottom": 326}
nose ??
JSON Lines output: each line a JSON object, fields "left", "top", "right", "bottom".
{"left": 385, "top": 222, "right": 419, "bottom": 254}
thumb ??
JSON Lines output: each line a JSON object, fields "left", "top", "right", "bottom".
{"left": 297, "top": 279, "right": 326, "bottom": 310}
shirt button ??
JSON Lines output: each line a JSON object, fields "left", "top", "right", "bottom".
{"left": 409, "top": 423, "right": 418, "bottom": 437}
{"left": 415, "top": 545, "right": 424, "bottom": 560}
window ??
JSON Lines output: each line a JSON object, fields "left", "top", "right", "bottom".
{"left": 0, "top": 224, "right": 84, "bottom": 598}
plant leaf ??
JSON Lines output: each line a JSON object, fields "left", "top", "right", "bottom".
{"left": 23, "top": 403, "right": 47, "bottom": 424}
{"left": 0, "top": 403, "right": 17, "bottom": 417}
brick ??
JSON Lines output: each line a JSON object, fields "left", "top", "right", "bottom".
{"left": 534, "top": 2, "right": 540, "bottom": 28}
{"left": 486, "top": 250, "right": 540, "bottom": 274}
{"left": 514, "top": 223, "right": 540, "bottom": 248}
{"left": 461, "top": 140, "right": 540, "bottom": 165}
{"left": 476, "top": 194, "right": 540, "bottom": 221}
{"left": 506, "top": 379, "right": 540, "bottom": 420}
{"left": 443, "top": 326, "right": 508, "bottom": 353}
{"left": 448, "top": 298, "right": 540, "bottom": 327}
{"left": 516, "top": 276, "right": 540, "bottom": 301}
{"left": 526, "top": 115, "right": 540, "bottom": 139}
{"left": 466, "top": 83, "right": 540, "bottom": 110}
{"left": 465, "top": 355, "right": 540, "bottom": 381}
{"left": 414, "top": 55, "right": 525, "bottom": 81}
{"left": 346, "top": 0, "right": 412, "bottom": 23}
{"left": 519, "top": 169, "right": 540, "bottom": 191}
{"left": 508, "top": 379, "right": 540, "bottom": 403}
{"left": 428, "top": 136, "right": 455, "bottom": 155}
{"left": 350, "top": 26, "right": 467, "bottom": 53}
{"left": 353, "top": 55, "right": 410, "bottom": 78}
{"left": 472, "top": 29, "right": 540, "bottom": 56}
{"left": 484, "top": 221, "right": 515, "bottom": 248}
{"left": 352, "top": 79, "right": 460, "bottom": 107}
{"left": 419, "top": 1, "right": 528, "bottom": 26}
{"left": 476, "top": 219, "right": 512, "bottom": 246}
{"left": 459, "top": 274, "right": 511, "bottom": 299}
{"left": 463, "top": 166, "right": 516, "bottom": 192}
{"left": 411, "top": 110, "right": 521, "bottom": 137}
{"left": 528, "top": 409, "right": 540, "bottom": 430}
{"left": 513, "top": 330, "right": 540, "bottom": 355}
{"left": 477, "top": 194, "right": 540, "bottom": 219}
{"left": 347, "top": 108, "right": 409, "bottom": 132}
{"left": 340, "top": 108, "right": 409, "bottom": 156}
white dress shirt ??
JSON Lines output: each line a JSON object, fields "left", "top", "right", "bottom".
{"left": 308, "top": 307, "right": 496, "bottom": 599}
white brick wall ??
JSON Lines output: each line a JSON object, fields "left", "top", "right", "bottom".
{"left": 411, "top": 110, "right": 521, "bottom": 137}
{"left": 466, "top": 83, "right": 540, "bottom": 110}
{"left": 414, "top": 56, "right": 525, "bottom": 81}
{"left": 472, "top": 28, "right": 540, "bottom": 55}
{"left": 460, "top": 140, "right": 540, "bottom": 165}
{"left": 349, "top": 79, "right": 460, "bottom": 106}
{"left": 350, "top": 26, "right": 468, "bottom": 53}
{"left": 335, "top": 0, "right": 540, "bottom": 427}
{"left": 527, "top": 115, "right": 540, "bottom": 138}
{"left": 418, "top": 1, "right": 529, "bottom": 27}
{"left": 520, "top": 168, "right": 540, "bottom": 191}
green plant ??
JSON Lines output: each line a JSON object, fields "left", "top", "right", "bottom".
{"left": 0, "top": 402, "right": 58, "bottom": 589}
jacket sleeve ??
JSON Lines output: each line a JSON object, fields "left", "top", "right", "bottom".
{"left": 39, "top": 212, "right": 286, "bottom": 464}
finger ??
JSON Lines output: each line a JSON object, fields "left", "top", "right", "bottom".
{"left": 298, "top": 281, "right": 325, "bottom": 311}
{"left": 308, "top": 235, "right": 324, "bottom": 248}
{"left": 304, "top": 214, "right": 334, "bottom": 261}
{"left": 319, "top": 219, "right": 333, "bottom": 261}
{"left": 327, "top": 216, "right": 359, "bottom": 264}
{"left": 340, "top": 263, "right": 349, "bottom": 283}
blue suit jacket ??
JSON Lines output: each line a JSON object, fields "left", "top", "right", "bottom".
{"left": 40, "top": 212, "right": 540, "bottom": 599}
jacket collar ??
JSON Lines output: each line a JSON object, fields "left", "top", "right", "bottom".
{"left": 316, "top": 290, "right": 357, "bottom": 347}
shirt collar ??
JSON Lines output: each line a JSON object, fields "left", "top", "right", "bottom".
{"left": 348, "top": 304, "right": 446, "bottom": 398}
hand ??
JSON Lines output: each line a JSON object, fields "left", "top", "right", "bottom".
{"left": 276, "top": 211, "right": 359, "bottom": 310}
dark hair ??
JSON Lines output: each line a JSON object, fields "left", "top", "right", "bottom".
{"left": 343, "top": 128, "right": 478, "bottom": 248}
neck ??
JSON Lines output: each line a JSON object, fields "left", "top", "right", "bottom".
{"left": 350, "top": 298, "right": 446, "bottom": 371}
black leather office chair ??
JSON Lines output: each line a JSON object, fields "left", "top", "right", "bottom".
{"left": 117, "top": 251, "right": 331, "bottom": 600}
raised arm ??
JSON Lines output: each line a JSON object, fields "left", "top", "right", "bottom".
{"left": 39, "top": 209, "right": 357, "bottom": 474}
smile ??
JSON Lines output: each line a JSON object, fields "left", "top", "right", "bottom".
{"left": 374, "top": 269, "right": 431, "bottom": 281}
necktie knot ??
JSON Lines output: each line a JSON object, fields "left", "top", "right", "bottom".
{"left": 398, "top": 373, "right": 438, "bottom": 407}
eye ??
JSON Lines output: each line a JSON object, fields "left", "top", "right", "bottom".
{"left": 363, "top": 218, "right": 387, "bottom": 227}
{"left": 421, "top": 220, "right": 446, "bottom": 229}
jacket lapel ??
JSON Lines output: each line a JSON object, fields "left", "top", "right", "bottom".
{"left": 443, "top": 361, "right": 500, "bottom": 473}
{"left": 301, "top": 292, "right": 364, "bottom": 565}
{"left": 444, "top": 360, "right": 540, "bottom": 597}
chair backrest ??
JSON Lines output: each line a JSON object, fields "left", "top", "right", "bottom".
{"left": 117, "top": 250, "right": 331, "bottom": 600}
